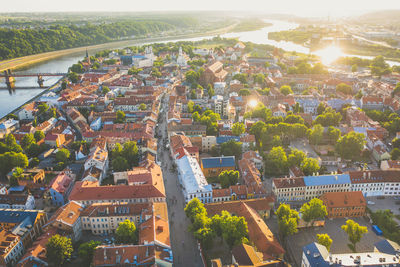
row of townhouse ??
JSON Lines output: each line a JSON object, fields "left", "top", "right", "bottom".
{"left": 273, "top": 170, "right": 400, "bottom": 202}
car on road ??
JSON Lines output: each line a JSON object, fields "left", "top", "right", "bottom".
{"left": 367, "top": 201, "right": 375, "bottom": 205}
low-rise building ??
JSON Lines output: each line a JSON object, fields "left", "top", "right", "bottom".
{"left": 176, "top": 152, "right": 212, "bottom": 204}
{"left": 0, "top": 230, "right": 24, "bottom": 266}
{"left": 69, "top": 180, "right": 166, "bottom": 205}
{"left": 48, "top": 170, "right": 75, "bottom": 206}
{"left": 201, "top": 156, "right": 235, "bottom": 178}
{"left": 46, "top": 201, "right": 83, "bottom": 242}
{"left": 0, "top": 119, "right": 19, "bottom": 138}
{"left": 302, "top": 239, "right": 400, "bottom": 267}
{"left": 0, "top": 194, "right": 35, "bottom": 210}
{"left": 320, "top": 191, "right": 366, "bottom": 218}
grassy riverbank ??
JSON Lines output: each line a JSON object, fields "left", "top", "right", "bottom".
{"left": 0, "top": 22, "right": 239, "bottom": 72}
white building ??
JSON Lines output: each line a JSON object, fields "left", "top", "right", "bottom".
{"left": 176, "top": 47, "right": 188, "bottom": 67}
{"left": 0, "top": 194, "right": 35, "bottom": 210}
{"left": 175, "top": 153, "right": 212, "bottom": 203}
{"left": 201, "top": 136, "right": 217, "bottom": 152}
{"left": 0, "top": 119, "right": 19, "bottom": 138}
{"left": 83, "top": 147, "right": 109, "bottom": 183}
{"left": 302, "top": 240, "right": 400, "bottom": 267}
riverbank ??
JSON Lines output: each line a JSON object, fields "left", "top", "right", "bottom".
{"left": 0, "top": 78, "right": 63, "bottom": 122}
{"left": 0, "top": 22, "right": 239, "bottom": 72}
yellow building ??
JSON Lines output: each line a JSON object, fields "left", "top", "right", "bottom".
{"left": 200, "top": 156, "right": 235, "bottom": 178}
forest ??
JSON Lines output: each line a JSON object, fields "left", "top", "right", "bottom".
{"left": 0, "top": 20, "right": 178, "bottom": 60}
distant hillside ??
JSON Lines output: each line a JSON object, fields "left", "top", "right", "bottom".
{"left": 356, "top": 10, "right": 400, "bottom": 25}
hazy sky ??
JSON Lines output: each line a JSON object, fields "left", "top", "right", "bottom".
{"left": 3, "top": 0, "right": 400, "bottom": 17}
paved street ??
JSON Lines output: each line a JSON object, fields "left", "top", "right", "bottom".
{"left": 157, "top": 95, "right": 204, "bottom": 267}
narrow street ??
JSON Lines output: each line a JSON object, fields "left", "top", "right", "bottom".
{"left": 157, "top": 95, "right": 204, "bottom": 267}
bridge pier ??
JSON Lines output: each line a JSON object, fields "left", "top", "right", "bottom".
{"left": 37, "top": 75, "right": 44, "bottom": 88}
{"left": 4, "top": 70, "right": 15, "bottom": 90}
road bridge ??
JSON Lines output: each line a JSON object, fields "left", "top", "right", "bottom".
{"left": 0, "top": 69, "right": 67, "bottom": 89}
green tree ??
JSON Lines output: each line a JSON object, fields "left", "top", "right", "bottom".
{"left": 219, "top": 210, "right": 249, "bottom": 248}
{"left": 70, "top": 63, "right": 84, "bottom": 73}
{"left": 26, "top": 143, "right": 41, "bottom": 158}
{"left": 271, "top": 135, "right": 282, "bottom": 147}
{"left": 190, "top": 89, "right": 197, "bottom": 99}
{"left": 78, "top": 240, "right": 101, "bottom": 266}
{"left": 341, "top": 219, "right": 368, "bottom": 252}
{"left": 34, "top": 130, "right": 45, "bottom": 142}
{"left": 232, "top": 122, "right": 245, "bottom": 136}
{"left": 301, "top": 158, "right": 320, "bottom": 175}
{"left": 276, "top": 203, "right": 299, "bottom": 240}
{"left": 220, "top": 140, "right": 242, "bottom": 159}
{"left": 218, "top": 170, "right": 240, "bottom": 188}
{"left": 326, "top": 126, "right": 341, "bottom": 144}
{"left": 207, "top": 84, "right": 215, "bottom": 98}
{"left": 139, "top": 103, "right": 147, "bottom": 110}
{"left": 122, "top": 141, "right": 139, "bottom": 167}
{"left": 336, "top": 132, "right": 366, "bottom": 161}
{"left": 46, "top": 234, "right": 73, "bottom": 265}
{"left": 238, "top": 89, "right": 251, "bottom": 96}
{"left": 21, "top": 133, "right": 36, "bottom": 150}
{"left": 112, "top": 156, "right": 129, "bottom": 172}
{"left": 265, "top": 146, "right": 288, "bottom": 176}
{"left": 300, "top": 198, "right": 327, "bottom": 225}
{"left": 308, "top": 124, "right": 324, "bottom": 145}
{"left": 102, "top": 86, "right": 110, "bottom": 94}
{"left": 288, "top": 149, "right": 306, "bottom": 167}
{"left": 317, "top": 233, "right": 333, "bottom": 252}
{"left": 115, "top": 110, "right": 126, "bottom": 123}
{"left": 187, "top": 100, "right": 194, "bottom": 113}
{"left": 336, "top": 83, "right": 353, "bottom": 95}
{"left": 112, "top": 143, "right": 123, "bottom": 158}
{"left": 185, "top": 198, "right": 207, "bottom": 223}
{"left": 29, "top": 157, "right": 40, "bottom": 168}
{"left": 68, "top": 72, "right": 79, "bottom": 83}
{"left": 314, "top": 109, "right": 342, "bottom": 127}
{"left": 38, "top": 103, "right": 49, "bottom": 114}
{"left": 185, "top": 70, "right": 199, "bottom": 84}
{"left": 55, "top": 148, "right": 70, "bottom": 163}
{"left": 61, "top": 81, "right": 67, "bottom": 90}
{"left": 391, "top": 148, "right": 400, "bottom": 160}
{"left": 280, "top": 85, "right": 293, "bottom": 96}
{"left": 317, "top": 102, "right": 326, "bottom": 115}
{"left": 0, "top": 152, "right": 28, "bottom": 174}
{"left": 116, "top": 219, "right": 137, "bottom": 244}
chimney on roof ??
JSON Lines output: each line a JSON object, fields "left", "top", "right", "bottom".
{"left": 363, "top": 172, "right": 366, "bottom": 179}
{"left": 368, "top": 172, "right": 371, "bottom": 179}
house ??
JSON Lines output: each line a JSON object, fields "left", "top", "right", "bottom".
{"left": 44, "top": 133, "right": 66, "bottom": 148}
{"left": 205, "top": 201, "right": 284, "bottom": 260}
{"left": 46, "top": 201, "right": 83, "bottom": 242}
{"left": 272, "top": 103, "right": 287, "bottom": 117}
{"left": 0, "top": 230, "right": 24, "bottom": 266}
{"left": 18, "top": 103, "right": 37, "bottom": 121}
{"left": 69, "top": 180, "right": 166, "bottom": 205}
{"left": 0, "top": 119, "right": 19, "bottom": 138}
{"left": 0, "top": 209, "right": 48, "bottom": 250}
{"left": 199, "top": 61, "right": 228, "bottom": 87}
{"left": 380, "top": 160, "right": 400, "bottom": 170}
{"left": 176, "top": 151, "right": 212, "bottom": 203}
{"left": 201, "top": 156, "right": 235, "bottom": 178}
{"left": 83, "top": 147, "right": 109, "bottom": 183}
{"left": 48, "top": 171, "right": 75, "bottom": 206}
{"left": 302, "top": 239, "right": 400, "bottom": 267}
{"left": 320, "top": 191, "right": 366, "bottom": 218}
{"left": 230, "top": 243, "right": 284, "bottom": 267}
{"left": 272, "top": 174, "right": 352, "bottom": 202}
{"left": 0, "top": 194, "right": 35, "bottom": 210}
{"left": 372, "top": 145, "right": 391, "bottom": 162}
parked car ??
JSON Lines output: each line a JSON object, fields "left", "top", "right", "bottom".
{"left": 367, "top": 201, "right": 375, "bottom": 205}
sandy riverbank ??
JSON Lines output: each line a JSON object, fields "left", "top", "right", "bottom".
{"left": 0, "top": 22, "right": 239, "bottom": 72}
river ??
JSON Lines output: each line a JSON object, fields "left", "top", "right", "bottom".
{"left": 0, "top": 19, "right": 395, "bottom": 117}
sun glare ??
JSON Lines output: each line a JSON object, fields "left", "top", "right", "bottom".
{"left": 248, "top": 99, "right": 258, "bottom": 108}
{"left": 314, "top": 45, "right": 345, "bottom": 65}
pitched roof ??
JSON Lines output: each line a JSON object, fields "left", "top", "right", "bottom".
{"left": 321, "top": 191, "right": 366, "bottom": 208}
{"left": 201, "top": 156, "right": 235, "bottom": 169}
{"left": 69, "top": 181, "right": 165, "bottom": 202}
{"left": 205, "top": 201, "right": 284, "bottom": 259}
{"left": 232, "top": 243, "right": 264, "bottom": 266}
